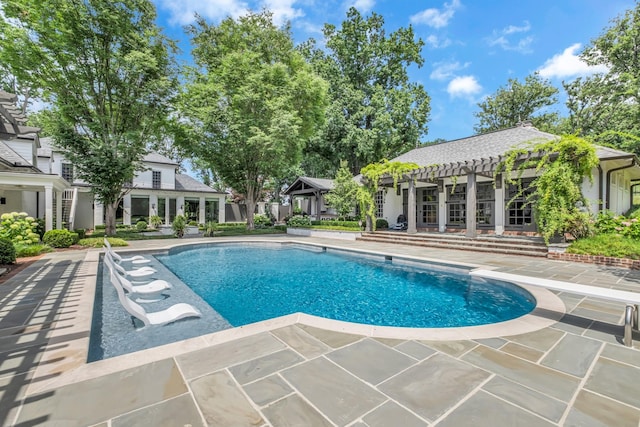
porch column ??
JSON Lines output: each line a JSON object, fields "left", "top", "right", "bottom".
{"left": 149, "top": 195, "right": 158, "bottom": 219}
{"left": 218, "top": 195, "right": 226, "bottom": 223}
{"left": 494, "top": 174, "right": 505, "bottom": 235}
{"left": 438, "top": 180, "right": 446, "bottom": 232}
{"left": 165, "top": 197, "right": 170, "bottom": 225}
{"left": 407, "top": 177, "right": 417, "bottom": 234}
{"left": 199, "top": 196, "right": 206, "bottom": 224}
{"left": 315, "top": 191, "right": 322, "bottom": 220}
{"left": 466, "top": 172, "right": 477, "bottom": 238}
{"left": 44, "top": 185, "right": 53, "bottom": 231}
{"left": 177, "top": 196, "right": 185, "bottom": 216}
{"left": 94, "top": 200, "right": 104, "bottom": 227}
{"left": 123, "top": 194, "right": 131, "bottom": 225}
{"left": 55, "top": 191, "right": 63, "bottom": 229}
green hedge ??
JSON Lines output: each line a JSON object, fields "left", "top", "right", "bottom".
{"left": 0, "top": 238, "right": 16, "bottom": 264}
{"left": 310, "top": 220, "right": 360, "bottom": 228}
{"left": 42, "top": 229, "right": 75, "bottom": 248}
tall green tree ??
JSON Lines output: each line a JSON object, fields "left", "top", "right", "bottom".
{"left": 303, "top": 8, "right": 430, "bottom": 175}
{"left": 474, "top": 73, "right": 559, "bottom": 134}
{"left": 180, "top": 11, "right": 328, "bottom": 230}
{"left": 325, "top": 160, "right": 359, "bottom": 220}
{"left": 565, "top": 3, "right": 640, "bottom": 154}
{"left": 0, "top": 0, "right": 179, "bottom": 235}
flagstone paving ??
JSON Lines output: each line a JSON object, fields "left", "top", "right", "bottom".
{"left": 1, "top": 236, "right": 640, "bottom": 426}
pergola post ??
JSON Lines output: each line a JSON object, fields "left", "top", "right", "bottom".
{"left": 44, "top": 185, "right": 53, "bottom": 231}
{"left": 407, "top": 176, "right": 417, "bottom": 234}
{"left": 466, "top": 172, "right": 477, "bottom": 238}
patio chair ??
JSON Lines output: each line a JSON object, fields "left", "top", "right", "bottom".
{"left": 104, "top": 238, "right": 151, "bottom": 265}
{"left": 108, "top": 270, "right": 201, "bottom": 328}
{"left": 105, "top": 252, "right": 156, "bottom": 283}
{"left": 390, "top": 214, "right": 408, "bottom": 230}
{"left": 107, "top": 266, "right": 171, "bottom": 303}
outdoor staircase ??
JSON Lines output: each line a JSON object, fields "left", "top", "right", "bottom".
{"left": 61, "top": 188, "right": 78, "bottom": 230}
{"left": 357, "top": 230, "right": 549, "bottom": 257}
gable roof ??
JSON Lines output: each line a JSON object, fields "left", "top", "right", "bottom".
{"left": 175, "top": 174, "right": 221, "bottom": 193}
{"left": 284, "top": 176, "right": 335, "bottom": 195}
{"left": 143, "top": 152, "right": 179, "bottom": 166}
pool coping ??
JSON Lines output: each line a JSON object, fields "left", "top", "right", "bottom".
{"left": 26, "top": 238, "right": 565, "bottom": 396}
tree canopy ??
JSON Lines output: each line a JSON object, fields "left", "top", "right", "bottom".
{"left": 474, "top": 73, "right": 559, "bottom": 134}
{"left": 0, "top": 0, "right": 179, "bottom": 235}
{"left": 179, "top": 11, "right": 328, "bottom": 230}
{"left": 324, "top": 161, "right": 359, "bottom": 220}
{"left": 303, "top": 8, "right": 430, "bottom": 176}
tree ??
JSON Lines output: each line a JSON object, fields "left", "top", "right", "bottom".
{"left": 179, "top": 11, "right": 328, "bottom": 230}
{"left": 474, "top": 73, "right": 559, "bottom": 134}
{"left": 497, "top": 135, "right": 598, "bottom": 243}
{"left": 303, "top": 8, "right": 430, "bottom": 175}
{"left": 325, "top": 161, "right": 359, "bottom": 220}
{"left": 564, "top": 3, "right": 640, "bottom": 154}
{"left": 0, "top": 0, "right": 179, "bottom": 235}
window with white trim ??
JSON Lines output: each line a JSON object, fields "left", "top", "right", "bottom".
{"left": 375, "top": 190, "right": 385, "bottom": 218}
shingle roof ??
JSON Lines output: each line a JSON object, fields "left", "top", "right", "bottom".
{"left": 0, "top": 140, "right": 33, "bottom": 167}
{"left": 299, "top": 177, "right": 335, "bottom": 191}
{"left": 143, "top": 152, "right": 178, "bottom": 165}
{"left": 393, "top": 124, "right": 558, "bottom": 167}
{"left": 175, "top": 174, "right": 221, "bottom": 193}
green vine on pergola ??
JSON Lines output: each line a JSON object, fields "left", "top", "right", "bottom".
{"left": 358, "top": 159, "right": 419, "bottom": 230}
{"left": 495, "top": 134, "right": 598, "bottom": 243}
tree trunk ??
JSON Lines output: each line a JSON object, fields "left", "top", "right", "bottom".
{"left": 105, "top": 202, "right": 117, "bottom": 236}
{"left": 365, "top": 214, "right": 373, "bottom": 232}
{"left": 245, "top": 197, "right": 256, "bottom": 230}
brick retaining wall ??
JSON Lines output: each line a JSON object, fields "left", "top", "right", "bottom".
{"left": 548, "top": 252, "right": 640, "bottom": 270}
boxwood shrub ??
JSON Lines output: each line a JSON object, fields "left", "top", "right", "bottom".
{"left": 42, "top": 229, "right": 75, "bottom": 248}
{"left": 0, "top": 238, "right": 16, "bottom": 264}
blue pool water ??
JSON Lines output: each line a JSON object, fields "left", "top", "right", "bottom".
{"left": 156, "top": 244, "right": 535, "bottom": 328}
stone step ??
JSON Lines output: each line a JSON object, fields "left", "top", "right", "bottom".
{"left": 357, "top": 234, "right": 548, "bottom": 257}
{"left": 369, "top": 231, "right": 545, "bottom": 246}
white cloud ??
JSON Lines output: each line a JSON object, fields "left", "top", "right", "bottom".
{"left": 425, "top": 35, "right": 452, "bottom": 49}
{"left": 344, "top": 0, "right": 375, "bottom": 12}
{"left": 262, "top": 0, "right": 304, "bottom": 26}
{"left": 447, "top": 75, "right": 482, "bottom": 98}
{"left": 487, "top": 20, "right": 533, "bottom": 53}
{"left": 430, "top": 61, "right": 469, "bottom": 80}
{"left": 410, "top": 0, "right": 461, "bottom": 28}
{"left": 157, "top": 0, "right": 250, "bottom": 25}
{"left": 538, "top": 43, "right": 609, "bottom": 79}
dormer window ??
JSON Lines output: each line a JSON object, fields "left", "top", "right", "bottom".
{"left": 61, "top": 163, "right": 73, "bottom": 182}
{"left": 152, "top": 171, "right": 161, "bottom": 189}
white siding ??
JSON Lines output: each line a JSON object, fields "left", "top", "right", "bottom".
{"left": 134, "top": 163, "right": 175, "bottom": 189}
{"left": 5, "top": 140, "right": 34, "bottom": 165}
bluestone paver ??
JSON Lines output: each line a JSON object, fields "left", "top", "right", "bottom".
{"left": 242, "top": 374, "right": 293, "bottom": 407}
{"left": 270, "top": 325, "right": 331, "bottom": 359}
{"left": 541, "top": 334, "right": 602, "bottom": 377}
{"left": 584, "top": 357, "right": 640, "bottom": 408}
{"left": 261, "top": 394, "right": 333, "bottom": 427}
{"left": 229, "top": 348, "right": 304, "bottom": 385}
{"left": 111, "top": 393, "right": 205, "bottom": 427}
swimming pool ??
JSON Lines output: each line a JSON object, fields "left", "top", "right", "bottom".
{"left": 156, "top": 243, "right": 535, "bottom": 328}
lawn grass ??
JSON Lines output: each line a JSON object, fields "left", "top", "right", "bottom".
{"left": 567, "top": 234, "right": 640, "bottom": 259}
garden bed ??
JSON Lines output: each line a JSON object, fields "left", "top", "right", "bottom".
{"left": 286, "top": 227, "right": 362, "bottom": 240}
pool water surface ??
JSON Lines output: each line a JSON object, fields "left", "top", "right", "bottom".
{"left": 156, "top": 244, "right": 535, "bottom": 328}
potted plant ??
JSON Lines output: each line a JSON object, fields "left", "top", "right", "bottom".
{"left": 172, "top": 215, "right": 187, "bottom": 238}
{"left": 149, "top": 215, "right": 162, "bottom": 229}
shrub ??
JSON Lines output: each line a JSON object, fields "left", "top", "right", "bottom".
{"left": 594, "top": 211, "right": 640, "bottom": 239}
{"left": 0, "top": 212, "right": 40, "bottom": 244}
{"left": 188, "top": 220, "right": 198, "bottom": 226}
{"left": 15, "top": 243, "right": 52, "bottom": 257}
{"left": 376, "top": 218, "right": 389, "bottom": 229}
{"left": 292, "top": 207, "right": 304, "bottom": 215}
{"left": 172, "top": 215, "right": 187, "bottom": 237}
{"left": 74, "top": 228, "right": 86, "bottom": 240}
{"left": 0, "top": 238, "right": 16, "bottom": 264}
{"left": 135, "top": 220, "right": 148, "bottom": 231}
{"left": 34, "top": 218, "right": 46, "bottom": 239}
{"left": 254, "top": 213, "right": 272, "bottom": 228}
{"left": 203, "top": 221, "right": 218, "bottom": 237}
{"left": 42, "top": 229, "right": 75, "bottom": 248}
{"left": 287, "top": 215, "right": 311, "bottom": 227}
{"left": 78, "top": 237, "right": 128, "bottom": 248}
{"left": 149, "top": 215, "right": 162, "bottom": 228}
{"left": 567, "top": 234, "right": 640, "bottom": 259}
{"left": 95, "top": 224, "right": 106, "bottom": 230}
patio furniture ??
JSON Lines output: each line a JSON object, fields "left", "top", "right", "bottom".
{"left": 108, "top": 270, "right": 201, "bottom": 328}
{"left": 104, "top": 238, "right": 151, "bottom": 265}
{"left": 106, "top": 266, "right": 171, "bottom": 303}
{"left": 105, "top": 252, "right": 156, "bottom": 283}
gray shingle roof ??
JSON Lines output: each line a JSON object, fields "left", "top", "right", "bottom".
{"left": 393, "top": 125, "right": 558, "bottom": 167}
{"left": 299, "top": 177, "right": 335, "bottom": 191}
{"left": 175, "top": 174, "right": 221, "bottom": 193}
{"left": 143, "top": 152, "right": 178, "bottom": 165}
{"left": 0, "top": 140, "right": 33, "bottom": 166}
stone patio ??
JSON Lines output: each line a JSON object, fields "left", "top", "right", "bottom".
{"left": 1, "top": 236, "right": 640, "bottom": 426}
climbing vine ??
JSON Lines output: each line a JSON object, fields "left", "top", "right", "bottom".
{"left": 359, "top": 159, "right": 419, "bottom": 230}
{"left": 496, "top": 135, "right": 598, "bottom": 243}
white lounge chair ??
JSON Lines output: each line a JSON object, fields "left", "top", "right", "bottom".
{"left": 107, "top": 266, "right": 171, "bottom": 303}
{"left": 108, "top": 270, "right": 201, "bottom": 328}
{"left": 105, "top": 252, "right": 156, "bottom": 283}
{"left": 104, "top": 238, "right": 151, "bottom": 265}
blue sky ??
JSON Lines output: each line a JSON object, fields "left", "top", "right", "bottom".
{"left": 153, "top": 0, "right": 636, "bottom": 142}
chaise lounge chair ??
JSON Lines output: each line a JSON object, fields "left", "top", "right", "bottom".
{"left": 106, "top": 265, "right": 171, "bottom": 303}
{"left": 108, "top": 270, "right": 201, "bottom": 328}
{"left": 105, "top": 252, "right": 156, "bottom": 283}
{"left": 104, "top": 238, "right": 151, "bottom": 265}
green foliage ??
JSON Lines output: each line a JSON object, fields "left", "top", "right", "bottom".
{"left": 203, "top": 221, "right": 218, "bottom": 237}
{"left": 253, "top": 214, "right": 272, "bottom": 228}
{"left": 95, "top": 224, "right": 106, "bottom": 231}
{"left": 325, "top": 160, "right": 359, "bottom": 220}
{"left": 149, "top": 215, "right": 163, "bottom": 229}
{"left": 14, "top": 243, "right": 52, "bottom": 257}
{"left": 567, "top": 234, "right": 640, "bottom": 259}
{"left": 0, "top": 0, "right": 179, "bottom": 236}
{"left": 358, "top": 160, "right": 419, "bottom": 230}
{"left": 180, "top": 10, "right": 328, "bottom": 230}
{"left": 135, "top": 221, "right": 148, "bottom": 231}
{"left": 310, "top": 220, "right": 360, "bottom": 228}
{"left": 79, "top": 237, "right": 128, "bottom": 248}
{"left": 42, "top": 229, "right": 75, "bottom": 248}
{"left": 0, "top": 212, "right": 40, "bottom": 245}
{"left": 73, "top": 229, "right": 86, "bottom": 240}
{"left": 497, "top": 135, "right": 598, "bottom": 243}
{"left": 171, "top": 215, "right": 186, "bottom": 237}
{"left": 188, "top": 220, "right": 198, "bottom": 227}
{"left": 302, "top": 8, "right": 430, "bottom": 175}
{"left": 376, "top": 218, "right": 389, "bottom": 229}
{"left": 474, "top": 73, "right": 559, "bottom": 133}
{"left": 0, "top": 238, "right": 16, "bottom": 264}
{"left": 287, "top": 215, "right": 312, "bottom": 227}
{"left": 34, "top": 218, "right": 46, "bottom": 239}
{"left": 594, "top": 211, "right": 640, "bottom": 239}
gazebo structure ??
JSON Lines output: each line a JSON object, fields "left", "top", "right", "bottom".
{"left": 284, "top": 177, "right": 335, "bottom": 220}
{"left": 0, "top": 90, "right": 68, "bottom": 230}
